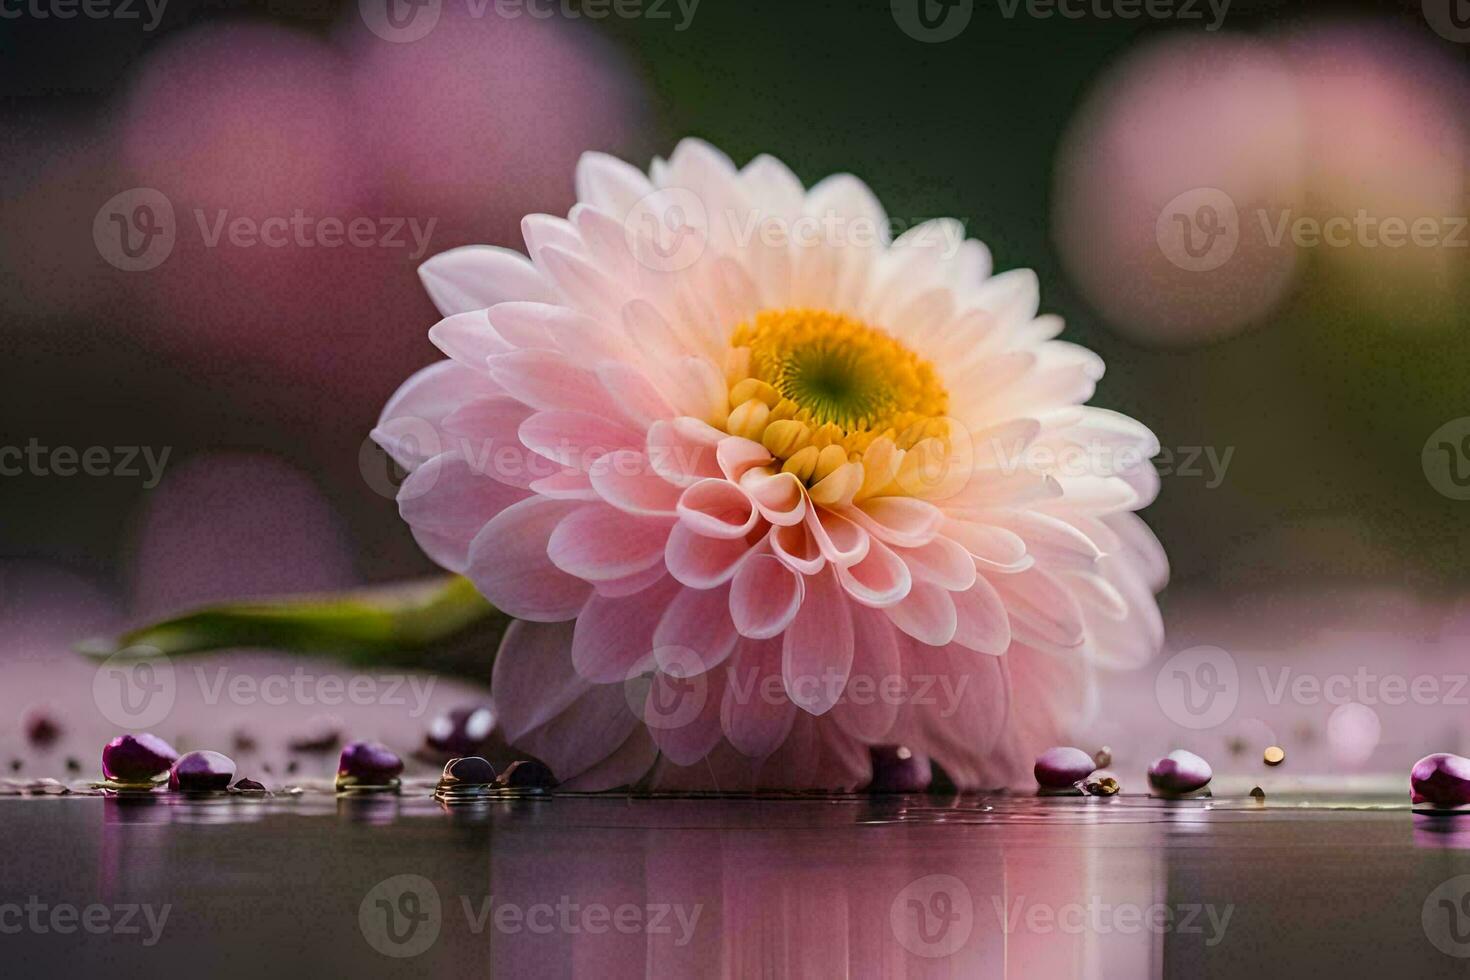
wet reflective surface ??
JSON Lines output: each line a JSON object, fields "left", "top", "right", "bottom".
{"left": 6, "top": 783, "right": 1470, "bottom": 978}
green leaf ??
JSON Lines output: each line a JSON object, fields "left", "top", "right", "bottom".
{"left": 77, "top": 575, "right": 503, "bottom": 673}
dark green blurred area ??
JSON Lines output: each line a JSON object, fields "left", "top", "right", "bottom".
{"left": 1, "top": 0, "right": 1466, "bottom": 597}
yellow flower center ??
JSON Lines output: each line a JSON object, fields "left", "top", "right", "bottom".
{"left": 722, "top": 308, "right": 951, "bottom": 487}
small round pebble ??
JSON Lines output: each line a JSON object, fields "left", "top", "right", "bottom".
{"left": 441, "top": 756, "right": 497, "bottom": 786}
{"left": 102, "top": 733, "right": 179, "bottom": 782}
{"left": 1147, "top": 750, "right": 1213, "bottom": 795}
{"left": 867, "top": 746, "right": 932, "bottom": 794}
{"left": 1034, "top": 747, "right": 1097, "bottom": 789}
{"left": 1263, "top": 746, "right": 1285, "bottom": 767}
{"left": 1082, "top": 771, "right": 1120, "bottom": 797}
{"left": 232, "top": 778, "right": 267, "bottom": 793}
{"left": 497, "top": 760, "right": 557, "bottom": 791}
{"left": 168, "top": 751, "right": 236, "bottom": 792}
{"left": 426, "top": 705, "right": 496, "bottom": 757}
{"left": 337, "top": 742, "right": 404, "bottom": 784}
{"left": 1411, "top": 753, "right": 1470, "bottom": 807}
{"left": 1249, "top": 785, "right": 1265, "bottom": 800}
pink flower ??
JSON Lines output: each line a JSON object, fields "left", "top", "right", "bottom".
{"left": 374, "top": 140, "right": 1167, "bottom": 791}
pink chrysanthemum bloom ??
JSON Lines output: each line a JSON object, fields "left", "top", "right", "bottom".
{"left": 374, "top": 140, "right": 1167, "bottom": 791}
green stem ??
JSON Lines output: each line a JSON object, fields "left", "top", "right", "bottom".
{"left": 78, "top": 575, "right": 507, "bottom": 683}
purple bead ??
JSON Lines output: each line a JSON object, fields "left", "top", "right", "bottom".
{"left": 1147, "top": 750, "right": 1213, "bottom": 794}
{"left": 868, "top": 746, "right": 932, "bottom": 793}
{"left": 497, "top": 759, "right": 556, "bottom": 791}
{"left": 168, "top": 751, "right": 236, "bottom": 792}
{"left": 441, "top": 756, "right": 497, "bottom": 786}
{"left": 1411, "top": 753, "right": 1470, "bottom": 806}
{"left": 337, "top": 741, "right": 404, "bottom": 783}
{"left": 1034, "top": 747, "right": 1097, "bottom": 789}
{"left": 425, "top": 705, "right": 496, "bottom": 757}
{"left": 102, "top": 733, "right": 179, "bottom": 782}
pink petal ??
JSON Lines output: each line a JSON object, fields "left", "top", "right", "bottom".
{"left": 590, "top": 450, "right": 683, "bottom": 516}
{"left": 721, "top": 637, "right": 797, "bottom": 758}
{"left": 806, "top": 506, "right": 870, "bottom": 566}
{"left": 440, "top": 396, "right": 557, "bottom": 490}
{"left": 883, "top": 580, "right": 958, "bottom": 647}
{"left": 782, "top": 567, "right": 854, "bottom": 716}
{"left": 717, "top": 437, "right": 773, "bottom": 482}
{"left": 740, "top": 470, "right": 807, "bottom": 526}
{"left": 427, "top": 309, "right": 513, "bottom": 370}
{"left": 835, "top": 537, "right": 912, "bottom": 607}
{"left": 515, "top": 683, "right": 643, "bottom": 785}
{"left": 547, "top": 504, "right": 672, "bottom": 582}
{"left": 372, "top": 360, "right": 490, "bottom": 470}
{"left": 676, "top": 479, "right": 759, "bottom": 539}
{"left": 770, "top": 520, "right": 825, "bottom": 575}
{"left": 990, "top": 567, "right": 1086, "bottom": 651}
{"left": 518, "top": 410, "right": 642, "bottom": 469}
{"left": 490, "top": 620, "right": 585, "bottom": 741}
{"left": 398, "top": 453, "right": 530, "bottom": 573}
{"left": 645, "top": 667, "right": 725, "bottom": 765}
{"left": 646, "top": 418, "right": 724, "bottom": 487}
{"left": 829, "top": 603, "right": 901, "bottom": 743}
{"left": 896, "top": 535, "right": 977, "bottom": 591}
{"left": 663, "top": 522, "right": 757, "bottom": 589}
{"left": 528, "top": 469, "right": 597, "bottom": 500}
{"left": 594, "top": 561, "right": 670, "bottom": 598}
{"left": 653, "top": 584, "right": 740, "bottom": 675}
{"left": 486, "top": 349, "right": 621, "bottom": 418}
{"left": 558, "top": 727, "right": 659, "bottom": 792}
{"left": 942, "top": 517, "right": 1033, "bottom": 572}
{"left": 729, "top": 553, "right": 804, "bottom": 639}
{"left": 571, "top": 576, "right": 680, "bottom": 683}
{"left": 951, "top": 575, "right": 1011, "bottom": 655}
{"left": 418, "top": 245, "right": 555, "bottom": 316}
{"left": 850, "top": 497, "right": 943, "bottom": 547}
{"left": 466, "top": 497, "right": 591, "bottom": 621}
